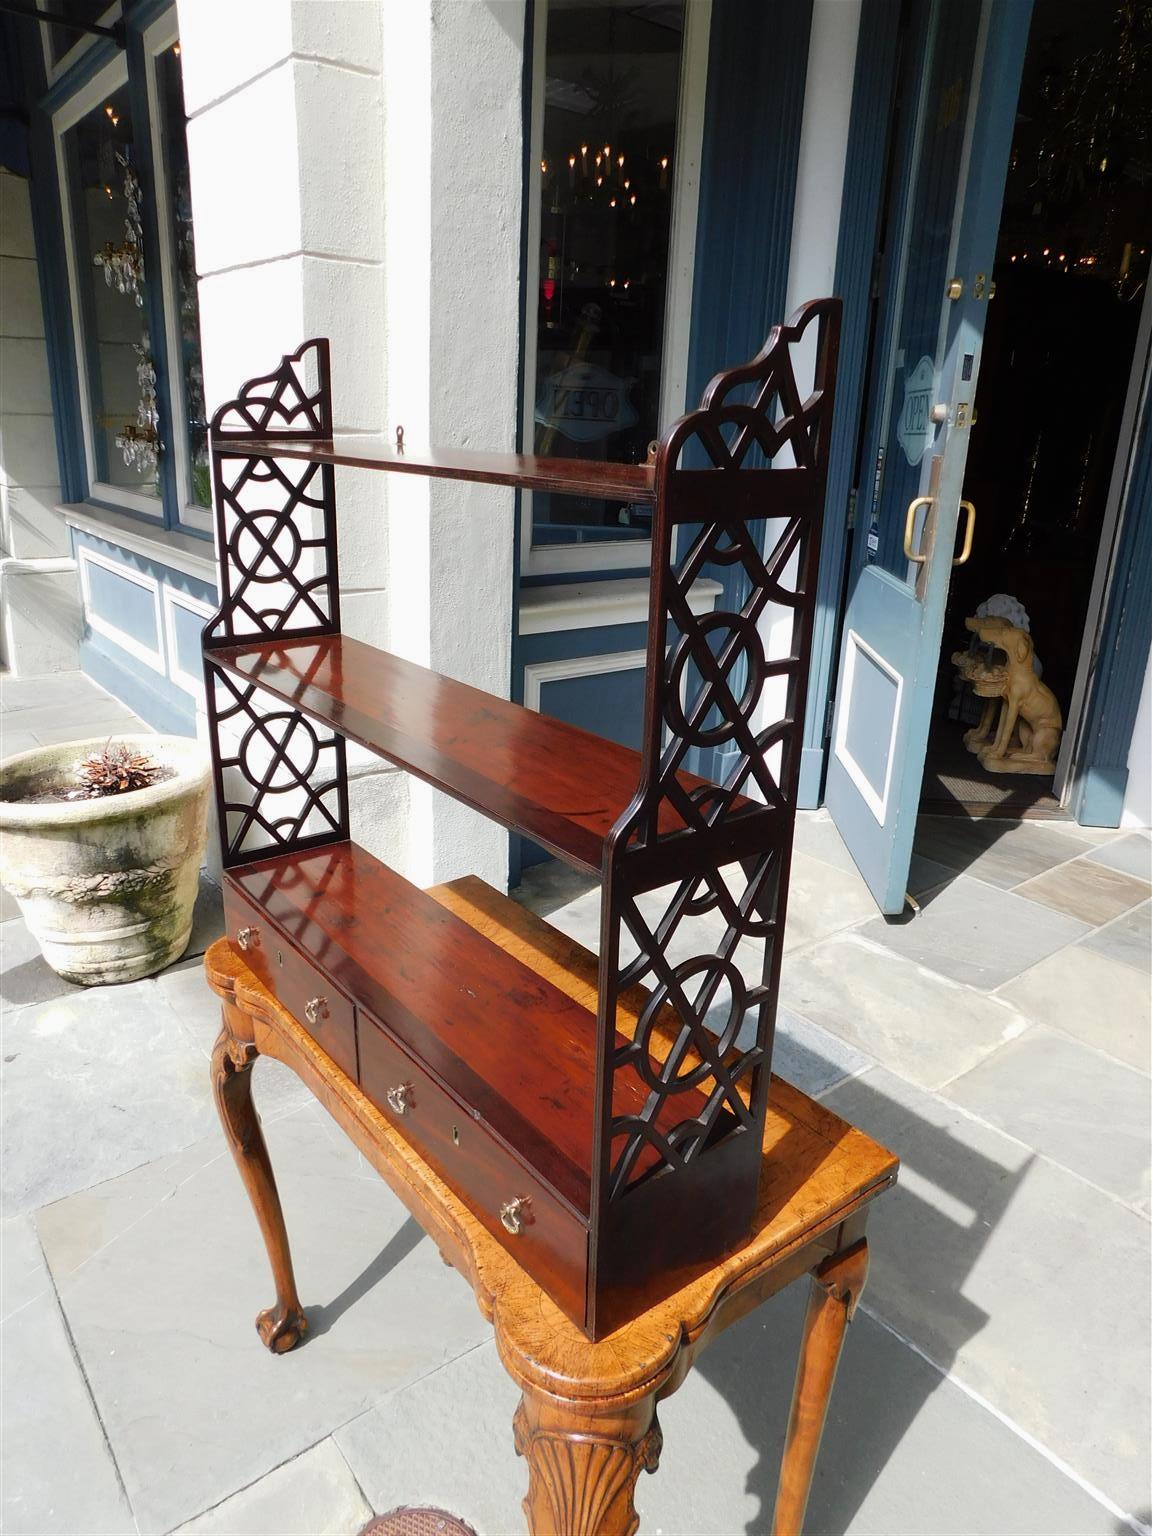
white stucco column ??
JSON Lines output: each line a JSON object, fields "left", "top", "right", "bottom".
{"left": 179, "top": 0, "right": 523, "bottom": 888}
{"left": 178, "top": 0, "right": 409, "bottom": 870}
{"left": 382, "top": 0, "right": 524, "bottom": 888}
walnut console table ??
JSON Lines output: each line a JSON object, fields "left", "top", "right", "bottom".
{"left": 205, "top": 877, "right": 898, "bottom": 1536}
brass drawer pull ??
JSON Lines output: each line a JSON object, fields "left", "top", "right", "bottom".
{"left": 386, "top": 1083, "right": 412, "bottom": 1116}
{"left": 500, "top": 1197, "right": 530, "bottom": 1235}
{"left": 304, "top": 996, "right": 329, "bottom": 1027}
{"left": 236, "top": 926, "right": 259, "bottom": 952}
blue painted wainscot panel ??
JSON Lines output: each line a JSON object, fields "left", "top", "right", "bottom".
{"left": 537, "top": 670, "right": 645, "bottom": 747}
{"left": 71, "top": 527, "right": 217, "bottom": 736}
{"left": 82, "top": 558, "right": 162, "bottom": 650}
{"left": 515, "top": 618, "right": 648, "bottom": 877}
{"left": 166, "top": 595, "right": 208, "bottom": 681}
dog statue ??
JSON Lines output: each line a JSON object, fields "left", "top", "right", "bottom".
{"left": 951, "top": 614, "right": 1063, "bottom": 775}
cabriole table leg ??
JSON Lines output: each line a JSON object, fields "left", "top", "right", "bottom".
{"left": 513, "top": 1387, "right": 662, "bottom": 1536}
{"left": 211, "top": 1019, "right": 309, "bottom": 1354}
{"left": 771, "top": 1237, "right": 870, "bottom": 1536}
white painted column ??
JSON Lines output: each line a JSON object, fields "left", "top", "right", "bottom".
{"left": 382, "top": 0, "right": 524, "bottom": 888}
{"left": 180, "top": 1, "right": 524, "bottom": 888}
{"left": 179, "top": 0, "right": 409, "bottom": 871}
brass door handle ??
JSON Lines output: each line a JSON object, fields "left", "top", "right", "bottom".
{"left": 953, "top": 500, "right": 976, "bottom": 565}
{"left": 903, "top": 496, "right": 933, "bottom": 563}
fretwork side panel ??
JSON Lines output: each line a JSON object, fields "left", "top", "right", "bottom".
{"left": 204, "top": 339, "right": 349, "bottom": 869}
{"left": 597, "top": 298, "right": 843, "bottom": 1216}
{"left": 206, "top": 666, "right": 349, "bottom": 867}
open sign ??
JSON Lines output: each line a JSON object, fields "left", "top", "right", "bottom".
{"left": 898, "top": 355, "right": 935, "bottom": 466}
{"left": 552, "top": 384, "right": 620, "bottom": 423}
{"left": 536, "top": 361, "right": 638, "bottom": 444}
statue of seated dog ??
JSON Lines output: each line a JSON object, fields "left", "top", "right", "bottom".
{"left": 950, "top": 614, "right": 1062, "bottom": 775}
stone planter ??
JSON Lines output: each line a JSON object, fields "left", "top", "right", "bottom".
{"left": 0, "top": 735, "right": 211, "bottom": 985}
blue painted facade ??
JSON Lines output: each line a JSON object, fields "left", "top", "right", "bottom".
{"left": 31, "top": 0, "right": 205, "bottom": 538}
{"left": 71, "top": 527, "right": 214, "bottom": 735}
{"left": 513, "top": 0, "right": 1150, "bottom": 849}
{"left": 514, "top": 617, "right": 648, "bottom": 874}
{"left": 10, "top": 0, "right": 1149, "bottom": 837}
{"left": 9, "top": 0, "right": 217, "bottom": 738}
{"left": 510, "top": 0, "right": 815, "bottom": 872}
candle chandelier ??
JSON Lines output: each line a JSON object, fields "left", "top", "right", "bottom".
{"left": 93, "top": 153, "right": 144, "bottom": 306}
{"left": 541, "top": 140, "right": 671, "bottom": 207}
{"left": 115, "top": 345, "right": 160, "bottom": 478}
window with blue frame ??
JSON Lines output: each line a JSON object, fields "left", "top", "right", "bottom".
{"left": 50, "top": 7, "right": 207, "bottom": 536}
{"left": 60, "top": 74, "right": 160, "bottom": 506}
{"left": 39, "top": 0, "right": 113, "bottom": 72}
{"left": 528, "top": 0, "right": 685, "bottom": 551}
{"left": 148, "top": 28, "right": 208, "bottom": 518}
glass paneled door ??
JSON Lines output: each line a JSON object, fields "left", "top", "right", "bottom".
{"left": 824, "top": 0, "right": 1033, "bottom": 913}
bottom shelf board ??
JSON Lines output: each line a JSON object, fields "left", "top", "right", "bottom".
{"left": 224, "top": 840, "right": 709, "bottom": 1217}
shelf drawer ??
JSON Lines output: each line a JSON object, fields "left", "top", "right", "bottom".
{"left": 358, "top": 1008, "right": 589, "bottom": 1327}
{"left": 223, "top": 882, "right": 358, "bottom": 1083}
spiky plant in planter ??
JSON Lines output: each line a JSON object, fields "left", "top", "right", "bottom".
{"left": 76, "top": 743, "right": 165, "bottom": 799}
{"left": 0, "top": 735, "right": 210, "bottom": 984}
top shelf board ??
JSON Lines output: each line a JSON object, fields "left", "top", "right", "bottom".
{"left": 216, "top": 436, "right": 658, "bottom": 504}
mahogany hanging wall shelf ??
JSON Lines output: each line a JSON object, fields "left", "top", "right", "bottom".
{"left": 202, "top": 298, "right": 842, "bottom": 1340}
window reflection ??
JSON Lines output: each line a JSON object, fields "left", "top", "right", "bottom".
{"left": 41, "top": 0, "right": 112, "bottom": 66}
{"left": 531, "top": 0, "right": 684, "bottom": 548}
{"left": 64, "top": 80, "right": 160, "bottom": 498}
{"left": 155, "top": 43, "right": 209, "bottom": 509}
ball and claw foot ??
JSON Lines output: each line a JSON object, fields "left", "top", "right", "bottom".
{"left": 256, "top": 1302, "right": 309, "bottom": 1353}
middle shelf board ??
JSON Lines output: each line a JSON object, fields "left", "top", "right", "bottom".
{"left": 228, "top": 839, "right": 711, "bottom": 1216}
{"left": 222, "top": 436, "right": 658, "bottom": 504}
{"left": 210, "top": 633, "right": 736, "bottom": 872}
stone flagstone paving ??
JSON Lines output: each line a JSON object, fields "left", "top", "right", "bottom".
{"left": 1, "top": 672, "right": 1149, "bottom": 1535}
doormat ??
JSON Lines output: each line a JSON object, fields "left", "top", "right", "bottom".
{"left": 921, "top": 738, "right": 1062, "bottom": 817}
{"left": 359, "top": 1510, "right": 478, "bottom": 1536}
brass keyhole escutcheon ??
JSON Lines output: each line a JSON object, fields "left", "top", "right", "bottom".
{"left": 452, "top": 1125, "right": 460, "bottom": 1146}
{"left": 500, "top": 1197, "right": 530, "bottom": 1235}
